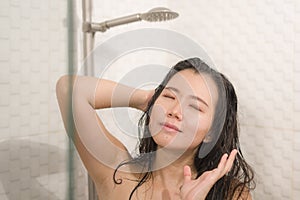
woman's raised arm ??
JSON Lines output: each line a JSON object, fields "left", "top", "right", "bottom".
{"left": 56, "top": 75, "right": 151, "bottom": 180}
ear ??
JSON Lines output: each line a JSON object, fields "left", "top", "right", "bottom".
{"left": 203, "top": 134, "right": 212, "bottom": 143}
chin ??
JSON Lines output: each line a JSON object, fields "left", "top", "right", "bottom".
{"left": 153, "top": 134, "right": 194, "bottom": 151}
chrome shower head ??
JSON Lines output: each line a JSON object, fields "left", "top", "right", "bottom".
{"left": 83, "top": 7, "right": 179, "bottom": 33}
{"left": 141, "top": 7, "right": 179, "bottom": 22}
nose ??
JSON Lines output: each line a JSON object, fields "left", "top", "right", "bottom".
{"left": 166, "top": 101, "right": 183, "bottom": 121}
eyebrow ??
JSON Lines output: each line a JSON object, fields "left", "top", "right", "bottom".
{"left": 165, "top": 86, "right": 209, "bottom": 107}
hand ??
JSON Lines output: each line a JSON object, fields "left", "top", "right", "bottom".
{"left": 180, "top": 149, "right": 238, "bottom": 200}
{"left": 130, "top": 89, "right": 155, "bottom": 111}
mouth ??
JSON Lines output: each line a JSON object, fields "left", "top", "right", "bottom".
{"left": 161, "top": 122, "right": 181, "bottom": 133}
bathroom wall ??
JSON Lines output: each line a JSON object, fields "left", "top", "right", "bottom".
{"left": 0, "top": 0, "right": 87, "bottom": 199}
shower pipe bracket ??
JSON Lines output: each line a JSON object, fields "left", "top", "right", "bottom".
{"left": 82, "top": 22, "right": 109, "bottom": 32}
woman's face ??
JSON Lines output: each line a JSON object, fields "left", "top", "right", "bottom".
{"left": 149, "top": 69, "right": 218, "bottom": 151}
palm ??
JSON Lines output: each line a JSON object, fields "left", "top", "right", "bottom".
{"left": 180, "top": 150, "right": 237, "bottom": 200}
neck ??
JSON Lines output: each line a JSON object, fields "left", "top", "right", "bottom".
{"left": 152, "top": 147, "right": 197, "bottom": 188}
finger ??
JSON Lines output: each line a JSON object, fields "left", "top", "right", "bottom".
{"left": 210, "top": 153, "right": 228, "bottom": 179}
{"left": 217, "top": 153, "right": 229, "bottom": 169}
{"left": 224, "top": 149, "right": 238, "bottom": 174}
{"left": 183, "top": 165, "right": 192, "bottom": 183}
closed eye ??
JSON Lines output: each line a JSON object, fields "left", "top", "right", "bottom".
{"left": 163, "top": 94, "right": 175, "bottom": 99}
{"left": 190, "top": 104, "right": 203, "bottom": 112}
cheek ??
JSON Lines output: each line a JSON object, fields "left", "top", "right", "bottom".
{"left": 149, "top": 103, "right": 166, "bottom": 136}
{"left": 183, "top": 111, "right": 212, "bottom": 145}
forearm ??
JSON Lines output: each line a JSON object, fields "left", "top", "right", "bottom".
{"left": 93, "top": 77, "right": 145, "bottom": 109}
{"left": 57, "top": 75, "right": 147, "bottom": 110}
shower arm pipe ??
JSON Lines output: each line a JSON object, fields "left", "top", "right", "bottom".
{"left": 83, "top": 13, "right": 142, "bottom": 33}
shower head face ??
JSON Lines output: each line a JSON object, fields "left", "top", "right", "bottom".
{"left": 141, "top": 7, "right": 179, "bottom": 22}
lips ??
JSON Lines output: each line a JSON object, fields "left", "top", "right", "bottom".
{"left": 161, "top": 122, "right": 181, "bottom": 132}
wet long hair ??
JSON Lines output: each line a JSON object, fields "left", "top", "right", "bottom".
{"left": 113, "top": 57, "right": 255, "bottom": 199}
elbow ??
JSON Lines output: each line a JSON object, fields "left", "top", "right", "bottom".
{"left": 56, "top": 75, "right": 68, "bottom": 98}
{"left": 56, "top": 75, "right": 74, "bottom": 101}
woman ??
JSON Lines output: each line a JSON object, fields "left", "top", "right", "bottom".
{"left": 56, "top": 57, "right": 255, "bottom": 199}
